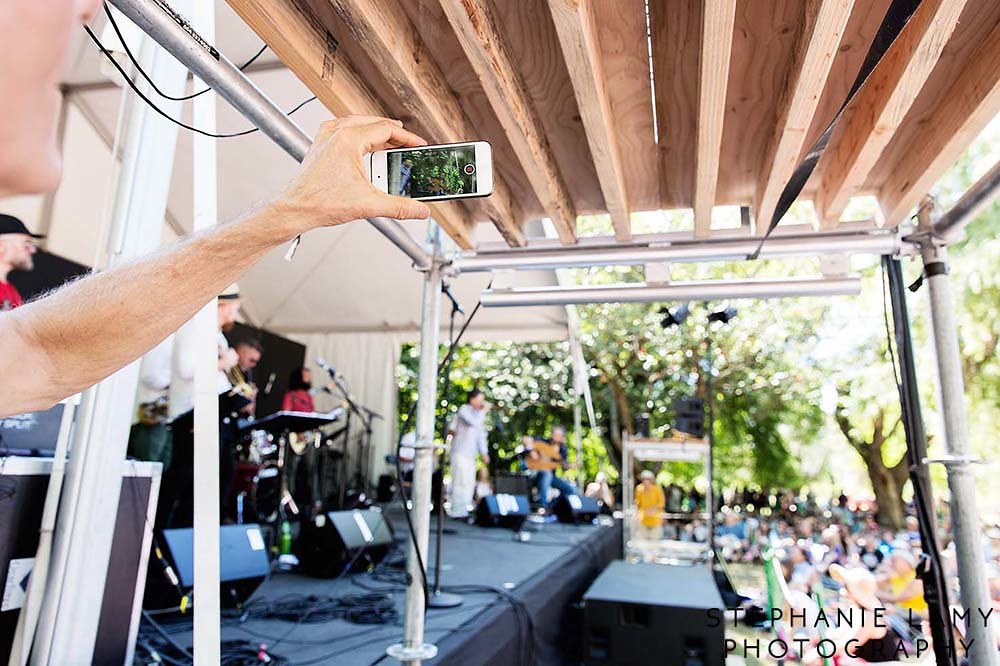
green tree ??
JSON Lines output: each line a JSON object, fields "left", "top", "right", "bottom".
{"left": 395, "top": 341, "right": 614, "bottom": 483}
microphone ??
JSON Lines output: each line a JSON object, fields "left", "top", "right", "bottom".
{"left": 316, "top": 357, "right": 339, "bottom": 379}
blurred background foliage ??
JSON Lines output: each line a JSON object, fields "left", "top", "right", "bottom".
{"left": 396, "top": 119, "right": 1000, "bottom": 526}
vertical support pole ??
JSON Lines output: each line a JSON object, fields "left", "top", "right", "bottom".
{"left": 31, "top": 22, "right": 186, "bottom": 664}
{"left": 191, "top": 1, "right": 221, "bottom": 663}
{"left": 573, "top": 399, "right": 584, "bottom": 486}
{"left": 705, "top": 332, "right": 716, "bottom": 557}
{"left": 622, "top": 435, "right": 633, "bottom": 559}
{"left": 388, "top": 233, "right": 443, "bottom": 665}
{"left": 919, "top": 204, "right": 998, "bottom": 666}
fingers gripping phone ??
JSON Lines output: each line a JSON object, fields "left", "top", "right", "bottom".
{"left": 368, "top": 141, "right": 494, "bottom": 202}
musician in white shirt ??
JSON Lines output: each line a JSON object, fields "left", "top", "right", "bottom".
{"left": 446, "top": 389, "right": 491, "bottom": 519}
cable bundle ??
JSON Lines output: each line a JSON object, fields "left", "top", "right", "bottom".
{"left": 235, "top": 592, "right": 399, "bottom": 626}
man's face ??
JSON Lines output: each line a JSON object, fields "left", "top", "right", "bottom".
{"left": 551, "top": 427, "right": 566, "bottom": 445}
{"left": 469, "top": 393, "right": 485, "bottom": 409}
{"left": 0, "top": 235, "right": 38, "bottom": 271}
{"left": 0, "top": 0, "right": 102, "bottom": 197}
{"left": 301, "top": 368, "right": 312, "bottom": 387}
{"left": 237, "top": 345, "right": 261, "bottom": 370}
{"left": 218, "top": 299, "right": 240, "bottom": 332}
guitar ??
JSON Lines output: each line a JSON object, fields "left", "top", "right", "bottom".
{"left": 516, "top": 436, "right": 564, "bottom": 472}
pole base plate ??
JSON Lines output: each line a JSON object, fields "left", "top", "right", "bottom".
{"left": 386, "top": 642, "right": 438, "bottom": 662}
{"left": 426, "top": 591, "right": 464, "bottom": 609}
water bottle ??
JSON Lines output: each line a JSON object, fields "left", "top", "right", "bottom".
{"left": 279, "top": 519, "right": 292, "bottom": 555}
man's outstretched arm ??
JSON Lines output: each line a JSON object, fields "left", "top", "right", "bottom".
{"left": 0, "top": 117, "right": 430, "bottom": 417}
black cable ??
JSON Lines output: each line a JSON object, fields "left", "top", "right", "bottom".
{"left": 102, "top": 3, "right": 267, "bottom": 102}
{"left": 141, "top": 610, "right": 194, "bottom": 660}
{"left": 83, "top": 25, "right": 316, "bottom": 139}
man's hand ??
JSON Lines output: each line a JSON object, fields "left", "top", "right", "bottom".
{"left": 219, "top": 347, "right": 239, "bottom": 372}
{"left": 0, "top": 115, "right": 435, "bottom": 417}
{"left": 275, "top": 117, "right": 432, "bottom": 237}
{"left": 482, "top": 454, "right": 491, "bottom": 465}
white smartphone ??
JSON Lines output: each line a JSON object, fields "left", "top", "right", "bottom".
{"left": 368, "top": 140, "right": 494, "bottom": 202}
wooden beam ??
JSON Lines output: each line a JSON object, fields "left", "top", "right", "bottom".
{"left": 814, "top": 0, "right": 966, "bottom": 227}
{"left": 548, "top": 0, "right": 631, "bottom": 242}
{"left": 323, "top": 0, "right": 527, "bottom": 247}
{"left": 225, "top": 0, "right": 491, "bottom": 249}
{"left": 755, "top": 0, "right": 855, "bottom": 235}
{"left": 693, "top": 0, "right": 737, "bottom": 238}
{"left": 879, "top": 19, "right": 1000, "bottom": 226}
{"left": 437, "top": 0, "right": 578, "bottom": 244}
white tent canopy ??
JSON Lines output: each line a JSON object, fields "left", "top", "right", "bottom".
{"left": 0, "top": 5, "right": 570, "bottom": 483}
{"left": 8, "top": 4, "right": 570, "bottom": 345}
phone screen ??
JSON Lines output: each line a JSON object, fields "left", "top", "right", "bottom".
{"left": 386, "top": 144, "right": 478, "bottom": 198}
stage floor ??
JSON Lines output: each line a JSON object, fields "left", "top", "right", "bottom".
{"left": 152, "top": 512, "right": 620, "bottom": 665}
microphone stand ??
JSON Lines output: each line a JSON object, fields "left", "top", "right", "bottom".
{"left": 324, "top": 367, "right": 382, "bottom": 506}
{"left": 427, "top": 287, "right": 463, "bottom": 609}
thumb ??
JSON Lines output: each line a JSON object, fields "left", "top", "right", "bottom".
{"left": 371, "top": 192, "right": 431, "bottom": 221}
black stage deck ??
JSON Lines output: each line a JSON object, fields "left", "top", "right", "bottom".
{"left": 155, "top": 513, "right": 620, "bottom": 665}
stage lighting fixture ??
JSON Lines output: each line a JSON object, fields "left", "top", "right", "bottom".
{"left": 659, "top": 303, "right": 691, "bottom": 329}
{"left": 708, "top": 307, "right": 737, "bottom": 324}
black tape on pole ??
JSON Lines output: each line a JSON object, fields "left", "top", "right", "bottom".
{"left": 749, "top": 0, "right": 924, "bottom": 259}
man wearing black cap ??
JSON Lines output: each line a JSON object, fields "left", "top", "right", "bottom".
{"left": 0, "top": 214, "right": 44, "bottom": 311}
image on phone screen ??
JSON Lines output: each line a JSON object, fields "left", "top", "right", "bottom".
{"left": 387, "top": 145, "right": 478, "bottom": 199}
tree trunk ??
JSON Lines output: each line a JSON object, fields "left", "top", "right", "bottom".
{"left": 868, "top": 464, "right": 906, "bottom": 530}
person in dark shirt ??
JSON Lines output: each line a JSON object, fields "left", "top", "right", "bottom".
{"left": 282, "top": 367, "right": 316, "bottom": 413}
{"left": 0, "top": 214, "right": 42, "bottom": 310}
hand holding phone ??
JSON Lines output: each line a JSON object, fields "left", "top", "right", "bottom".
{"left": 368, "top": 141, "right": 494, "bottom": 202}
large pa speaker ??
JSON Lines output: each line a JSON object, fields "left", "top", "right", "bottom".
{"left": 160, "top": 524, "right": 270, "bottom": 607}
{"left": 553, "top": 494, "right": 600, "bottom": 523}
{"left": 474, "top": 494, "right": 530, "bottom": 530}
{"left": 584, "top": 561, "right": 725, "bottom": 665}
{"left": 295, "top": 509, "right": 393, "bottom": 577}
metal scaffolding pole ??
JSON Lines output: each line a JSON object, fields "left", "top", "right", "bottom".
{"left": 190, "top": 1, "right": 221, "bottom": 662}
{"left": 931, "top": 159, "right": 1000, "bottom": 243}
{"left": 918, "top": 204, "right": 998, "bottom": 665}
{"left": 388, "top": 235, "right": 443, "bottom": 665}
{"left": 107, "top": 0, "right": 433, "bottom": 270}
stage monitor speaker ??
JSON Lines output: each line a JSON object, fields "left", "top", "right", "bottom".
{"left": 295, "top": 509, "right": 393, "bottom": 578}
{"left": 160, "top": 524, "right": 270, "bottom": 607}
{"left": 584, "top": 561, "right": 724, "bottom": 665}
{"left": 493, "top": 472, "right": 532, "bottom": 497}
{"left": 475, "top": 494, "right": 530, "bottom": 530}
{"left": 553, "top": 494, "right": 600, "bottom": 524}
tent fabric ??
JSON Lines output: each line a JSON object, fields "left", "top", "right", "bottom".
{"left": 26, "top": 6, "right": 571, "bottom": 343}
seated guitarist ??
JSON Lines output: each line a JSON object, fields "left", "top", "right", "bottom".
{"left": 522, "top": 425, "right": 578, "bottom": 510}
